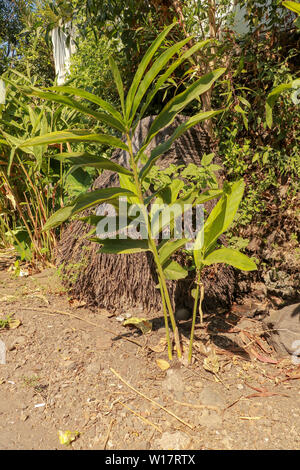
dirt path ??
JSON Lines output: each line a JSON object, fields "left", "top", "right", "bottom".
{"left": 0, "top": 263, "right": 299, "bottom": 450}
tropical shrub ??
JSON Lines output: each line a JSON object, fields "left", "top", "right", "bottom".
{"left": 16, "top": 25, "right": 257, "bottom": 360}
{"left": 0, "top": 69, "right": 96, "bottom": 262}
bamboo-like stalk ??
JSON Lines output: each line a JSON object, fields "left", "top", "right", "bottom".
{"left": 0, "top": 168, "right": 43, "bottom": 260}
{"left": 126, "top": 132, "right": 182, "bottom": 359}
{"left": 158, "top": 275, "right": 172, "bottom": 360}
{"left": 188, "top": 268, "right": 204, "bottom": 363}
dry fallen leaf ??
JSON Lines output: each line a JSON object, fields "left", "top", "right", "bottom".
{"left": 156, "top": 359, "right": 170, "bottom": 371}
{"left": 203, "top": 350, "right": 220, "bottom": 374}
{"left": 249, "top": 347, "right": 278, "bottom": 364}
{"left": 58, "top": 430, "right": 80, "bottom": 446}
{"left": 123, "top": 317, "right": 152, "bottom": 335}
{"left": 8, "top": 318, "right": 21, "bottom": 329}
{"left": 68, "top": 299, "right": 87, "bottom": 308}
{"left": 150, "top": 337, "right": 167, "bottom": 353}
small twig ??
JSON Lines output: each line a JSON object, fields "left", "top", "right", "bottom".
{"left": 225, "top": 395, "right": 244, "bottom": 410}
{"left": 174, "top": 399, "right": 221, "bottom": 413}
{"left": 110, "top": 368, "right": 194, "bottom": 430}
{"left": 103, "top": 419, "right": 114, "bottom": 450}
{"left": 118, "top": 400, "right": 162, "bottom": 434}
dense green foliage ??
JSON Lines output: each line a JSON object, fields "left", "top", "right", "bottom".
{"left": 0, "top": 0, "right": 299, "bottom": 267}
{"left": 18, "top": 26, "right": 257, "bottom": 359}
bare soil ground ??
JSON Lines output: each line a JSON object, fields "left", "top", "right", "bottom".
{"left": 0, "top": 254, "right": 299, "bottom": 450}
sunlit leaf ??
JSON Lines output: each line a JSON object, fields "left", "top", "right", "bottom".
{"left": 43, "top": 188, "right": 134, "bottom": 231}
{"left": 163, "top": 260, "right": 188, "bottom": 280}
{"left": 123, "top": 317, "right": 152, "bottom": 334}
{"left": 54, "top": 152, "right": 132, "bottom": 175}
{"left": 203, "top": 247, "right": 257, "bottom": 271}
{"left": 19, "top": 130, "right": 129, "bottom": 151}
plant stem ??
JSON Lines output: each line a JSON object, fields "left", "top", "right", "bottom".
{"left": 0, "top": 169, "right": 42, "bottom": 260}
{"left": 125, "top": 133, "right": 182, "bottom": 358}
{"left": 188, "top": 268, "right": 204, "bottom": 363}
{"left": 158, "top": 275, "right": 172, "bottom": 360}
{"left": 199, "top": 280, "right": 204, "bottom": 326}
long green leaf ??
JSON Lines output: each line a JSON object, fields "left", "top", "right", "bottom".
{"left": 109, "top": 58, "right": 126, "bottom": 118}
{"left": 139, "top": 110, "right": 222, "bottom": 179}
{"left": 203, "top": 248, "right": 257, "bottom": 271}
{"left": 138, "top": 40, "right": 211, "bottom": 123}
{"left": 54, "top": 152, "right": 132, "bottom": 175}
{"left": 163, "top": 260, "right": 188, "bottom": 280}
{"left": 0, "top": 119, "right": 24, "bottom": 131}
{"left": 125, "top": 22, "right": 176, "bottom": 120}
{"left": 266, "top": 79, "right": 300, "bottom": 128}
{"left": 96, "top": 238, "right": 150, "bottom": 254}
{"left": 141, "top": 68, "right": 226, "bottom": 152}
{"left": 8, "top": 147, "right": 16, "bottom": 176}
{"left": 158, "top": 238, "right": 190, "bottom": 266}
{"left": 2, "top": 131, "right": 22, "bottom": 147}
{"left": 129, "top": 37, "right": 191, "bottom": 122}
{"left": 203, "top": 180, "right": 245, "bottom": 255}
{"left": 25, "top": 89, "right": 126, "bottom": 133}
{"left": 19, "top": 130, "right": 129, "bottom": 151}
{"left": 49, "top": 85, "right": 125, "bottom": 126}
{"left": 8, "top": 69, "right": 32, "bottom": 84}
{"left": 282, "top": 1, "right": 300, "bottom": 14}
{"left": 43, "top": 187, "right": 135, "bottom": 231}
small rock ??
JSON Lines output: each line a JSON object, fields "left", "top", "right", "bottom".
{"left": 175, "top": 308, "right": 191, "bottom": 321}
{"left": 263, "top": 303, "right": 300, "bottom": 357}
{"left": 153, "top": 431, "right": 191, "bottom": 450}
{"left": 8, "top": 336, "right": 26, "bottom": 350}
{"left": 199, "top": 386, "right": 225, "bottom": 407}
{"left": 221, "top": 436, "right": 233, "bottom": 449}
{"left": 62, "top": 360, "right": 78, "bottom": 371}
{"left": 86, "top": 361, "right": 102, "bottom": 375}
{"left": 19, "top": 403, "right": 28, "bottom": 410}
{"left": 95, "top": 335, "right": 112, "bottom": 350}
{"left": 162, "top": 369, "right": 185, "bottom": 400}
{"left": 197, "top": 409, "right": 222, "bottom": 428}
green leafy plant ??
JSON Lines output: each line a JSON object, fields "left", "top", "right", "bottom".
{"left": 18, "top": 24, "right": 256, "bottom": 361}
{"left": 189, "top": 179, "right": 256, "bottom": 361}
{"left": 0, "top": 313, "right": 13, "bottom": 329}
{"left": 282, "top": 1, "right": 300, "bottom": 16}
{"left": 0, "top": 69, "right": 97, "bottom": 263}
{"left": 266, "top": 78, "right": 300, "bottom": 128}
{"left": 265, "top": 2, "right": 300, "bottom": 127}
